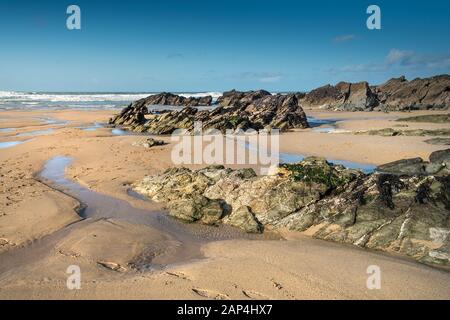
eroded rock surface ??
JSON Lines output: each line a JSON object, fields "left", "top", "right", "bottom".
{"left": 301, "top": 75, "right": 450, "bottom": 111}
{"left": 374, "top": 75, "right": 450, "bottom": 111}
{"left": 302, "top": 81, "right": 378, "bottom": 111}
{"left": 111, "top": 93, "right": 309, "bottom": 134}
{"left": 133, "top": 152, "right": 450, "bottom": 267}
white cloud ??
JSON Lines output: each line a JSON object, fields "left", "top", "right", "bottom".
{"left": 385, "top": 49, "right": 415, "bottom": 65}
{"left": 327, "top": 49, "right": 450, "bottom": 74}
{"left": 333, "top": 34, "right": 356, "bottom": 43}
{"left": 259, "top": 75, "right": 282, "bottom": 83}
{"left": 228, "top": 72, "right": 283, "bottom": 83}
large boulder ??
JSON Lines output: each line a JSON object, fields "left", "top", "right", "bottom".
{"left": 301, "top": 81, "right": 378, "bottom": 111}
{"left": 377, "top": 149, "right": 450, "bottom": 176}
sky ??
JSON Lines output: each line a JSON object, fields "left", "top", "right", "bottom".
{"left": 0, "top": 0, "right": 449, "bottom": 92}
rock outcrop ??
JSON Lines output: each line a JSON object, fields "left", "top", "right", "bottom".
{"left": 108, "top": 92, "right": 212, "bottom": 127}
{"left": 134, "top": 150, "right": 450, "bottom": 267}
{"left": 138, "top": 92, "right": 212, "bottom": 107}
{"left": 111, "top": 93, "right": 309, "bottom": 134}
{"left": 374, "top": 75, "right": 450, "bottom": 111}
{"left": 377, "top": 149, "right": 450, "bottom": 176}
{"left": 302, "top": 81, "right": 378, "bottom": 111}
{"left": 216, "top": 89, "right": 272, "bottom": 107}
{"left": 301, "top": 75, "right": 450, "bottom": 111}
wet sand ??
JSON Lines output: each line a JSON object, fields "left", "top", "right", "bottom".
{"left": 0, "top": 109, "right": 449, "bottom": 299}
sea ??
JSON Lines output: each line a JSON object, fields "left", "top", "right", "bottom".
{"left": 0, "top": 91, "right": 223, "bottom": 110}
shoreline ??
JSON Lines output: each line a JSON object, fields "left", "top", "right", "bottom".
{"left": 0, "top": 108, "right": 449, "bottom": 299}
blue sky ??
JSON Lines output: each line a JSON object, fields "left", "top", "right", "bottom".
{"left": 0, "top": 0, "right": 449, "bottom": 92}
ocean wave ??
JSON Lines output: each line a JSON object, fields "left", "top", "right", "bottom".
{"left": 0, "top": 91, "right": 222, "bottom": 102}
{"left": 0, "top": 91, "right": 224, "bottom": 110}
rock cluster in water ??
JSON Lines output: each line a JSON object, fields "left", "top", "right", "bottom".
{"left": 110, "top": 92, "right": 309, "bottom": 134}
{"left": 134, "top": 150, "right": 450, "bottom": 267}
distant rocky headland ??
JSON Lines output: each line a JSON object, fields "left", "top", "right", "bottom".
{"left": 109, "top": 74, "right": 449, "bottom": 134}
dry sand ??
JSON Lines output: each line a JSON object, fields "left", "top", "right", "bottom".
{"left": 0, "top": 109, "right": 449, "bottom": 299}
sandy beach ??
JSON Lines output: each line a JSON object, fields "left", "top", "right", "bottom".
{"left": 1, "top": 109, "right": 449, "bottom": 299}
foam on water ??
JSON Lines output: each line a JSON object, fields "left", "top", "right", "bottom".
{"left": 0, "top": 91, "right": 223, "bottom": 110}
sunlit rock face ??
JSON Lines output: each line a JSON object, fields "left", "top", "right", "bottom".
{"left": 133, "top": 152, "right": 450, "bottom": 267}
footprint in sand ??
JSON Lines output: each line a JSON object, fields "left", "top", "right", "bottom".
{"left": 192, "top": 288, "right": 229, "bottom": 300}
{"left": 242, "top": 290, "right": 269, "bottom": 300}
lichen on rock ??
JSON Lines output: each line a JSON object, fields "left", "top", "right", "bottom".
{"left": 133, "top": 151, "right": 450, "bottom": 267}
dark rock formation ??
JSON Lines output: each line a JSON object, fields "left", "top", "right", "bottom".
{"left": 216, "top": 89, "right": 272, "bottom": 107}
{"left": 302, "top": 81, "right": 378, "bottom": 111}
{"left": 425, "top": 138, "right": 450, "bottom": 146}
{"left": 301, "top": 75, "right": 450, "bottom": 111}
{"left": 396, "top": 113, "right": 450, "bottom": 123}
{"left": 374, "top": 75, "right": 450, "bottom": 111}
{"left": 377, "top": 149, "right": 450, "bottom": 176}
{"left": 108, "top": 92, "right": 212, "bottom": 127}
{"left": 134, "top": 150, "right": 450, "bottom": 267}
{"left": 111, "top": 93, "right": 309, "bottom": 134}
{"left": 132, "top": 138, "right": 167, "bottom": 148}
{"left": 139, "top": 92, "right": 212, "bottom": 107}
{"left": 356, "top": 127, "right": 450, "bottom": 137}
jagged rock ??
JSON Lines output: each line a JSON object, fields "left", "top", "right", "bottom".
{"left": 377, "top": 158, "right": 426, "bottom": 175}
{"left": 224, "top": 206, "right": 262, "bottom": 233}
{"left": 377, "top": 149, "right": 450, "bottom": 176}
{"left": 300, "top": 75, "right": 450, "bottom": 111}
{"left": 374, "top": 75, "right": 450, "bottom": 110}
{"left": 109, "top": 93, "right": 212, "bottom": 128}
{"left": 136, "top": 92, "right": 212, "bottom": 107}
{"left": 301, "top": 81, "right": 378, "bottom": 111}
{"left": 429, "top": 148, "right": 450, "bottom": 165}
{"left": 132, "top": 138, "right": 166, "bottom": 148}
{"left": 216, "top": 89, "right": 271, "bottom": 107}
{"left": 167, "top": 195, "right": 223, "bottom": 224}
{"left": 108, "top": 102, "right": 147, "bottom": 127}
{"left": 133, "top": 152, "right": 450, "bottom": 267}
{"left": 111, "top": 93, "right": 309, "bottom": 134}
